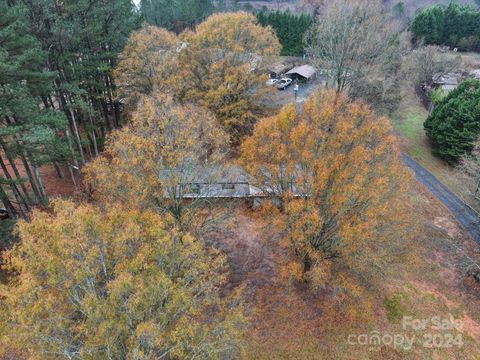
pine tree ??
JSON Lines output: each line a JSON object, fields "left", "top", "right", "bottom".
{"left": 256, "top": 10, "right": 313, "bottom": 56}
{"left": 425, "top": 79, "right": 480, "bottom": 163}
{"left": 0, "top": 0, "right": 70, "bottom": 214}
{"left": 140, "top": 0, "right": 214, "bottom": 32}
{"left": 410, "top": 4, "right": 480, "bottom": 51}
{"left": 22, "top": 0, "right": 140, "bottom": 163}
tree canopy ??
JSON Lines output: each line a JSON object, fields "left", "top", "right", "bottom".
{"left": 304, "top": 0, "right": 401, "bottom": 112}
{"left": 114, "top": 12, "right": 281, "bottom": 145}
{"left": 410, "top": 3, "right": 480, "bottom": 51}
{"left": 241, "top": 90, "right": 414, "bottom": 288}
{"left": 0, "top": 0, "right": 141, "bottom": 218}
{"left": 0, "top": 0, "right": 69, "bottom": 215}
{"left": 1, "top": 200, "right": 244, "bottom": 359}
{"left": 113, "top": 25, "right": 179, "bottom": 112}
{"left": 425, "top": 79, "right": 480, "bottom": 163}
{"left": 256, "top": 10, "right": 313, "bottom": 56}
{"left": 458, "top": 138, "right": 480, "bottom": 211}
{"left": 84, "top": 92, "right": 229, "bottom": 233}
{"left": 140, "top": 0, "right": 215, "bottom": 33}
{"left": 176, "top": 12, "right": 280, "bottom": 143}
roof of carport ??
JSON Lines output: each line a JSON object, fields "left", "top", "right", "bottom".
{"left": 286, "top": 64, "right": 316, "bottom": 79}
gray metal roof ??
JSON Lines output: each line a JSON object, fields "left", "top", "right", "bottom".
{"left": 161, "top": 164, "right": 307, "bottom": 199}
{"left": 286, "top": 65, "right": 316, "bottom": 79}
{"left": 269, "top": 63, "right": 292, "bottom": 75}
{"left": 433, "top": 73, "right": 461, "bottom": 85}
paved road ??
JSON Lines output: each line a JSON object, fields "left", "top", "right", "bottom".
{"left": 402, "top": 153, "right": 480, "bottom": 244}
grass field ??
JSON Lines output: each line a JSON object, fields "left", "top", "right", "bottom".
{"left": 391, "top": 82, "right": 470, "bottom": 201}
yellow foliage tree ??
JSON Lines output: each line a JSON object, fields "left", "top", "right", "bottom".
{"left": 176, "top": 12, "right": 280, "bottom": 143}
{"left": 84, "top": 92, "right": 229, "bottom": 232}
{"left": 239, "top": 103, "right": 300, "bottom": 205}
{"left": 113, "top": 25, "right": 179, "bottom": 111}
{"left": 114, "top": 13, "right": 281, "bottom": 144}
{"left": 241, "top": 90, "right": 414, "bottom": 286}
{"left": 0, "top": 200, "right": 245, "bottom": 360}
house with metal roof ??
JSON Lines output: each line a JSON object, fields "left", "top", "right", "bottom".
{"left": 162, "top": 164, "right": 307, "bottom": 200}
{"left": 268, "top": 63, "right": 293, "bottom": 78}
{"left": 432, "top": 72, "right": 462, "bottom": 92}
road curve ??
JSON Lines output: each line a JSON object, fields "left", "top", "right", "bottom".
{"left": 402, "top": 153, "right": 480, "bottom": 244}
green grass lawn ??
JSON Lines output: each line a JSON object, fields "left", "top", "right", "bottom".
{"left": 391, "top": 83, "right": 468, "bottom": 200}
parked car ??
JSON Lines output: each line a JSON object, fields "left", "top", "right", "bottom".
{"left": 277, "top": 77, "right": 292, "bottom": 90}
{"left": 266, "top": 78, "right": 279, "bottom": 86}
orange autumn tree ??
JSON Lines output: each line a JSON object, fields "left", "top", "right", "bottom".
{"left": 0, "top": 200, "right": 245, "bottom": 360}
{"left": 84, "top": 92, "right": 229, "bottom": 233}
{"left": 240, "top": 90, "right": 414, "bottom": 287}
{"left": 113, "top": 25, "right": 179, "bottom": 112}
{"left": 175, "top": 12, "right": 280, "bottom": 143}
{"left": 239, "top": 103, "right": 301, "bottom": 205}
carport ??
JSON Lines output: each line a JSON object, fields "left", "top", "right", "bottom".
{"left": 286, "top": 65, "right": 317, "bottom": 82}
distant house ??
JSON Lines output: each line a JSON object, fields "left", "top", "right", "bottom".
{"left": 432, "top": 70, "right": 480, "bottom": 92}
{"left": 286, "top": 65, "right": 317, "bottom": 82}
{"left": 432, "top": 72, "right": 462, "bottom": 92}
{"left": 268, "top": 63, "right": 292, "bottom": 79}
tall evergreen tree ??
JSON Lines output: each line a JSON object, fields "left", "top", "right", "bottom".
{"left": 22, "top": 0, "right": 140, "bottom": 164}
{"left": 257, "top": 10, "right": 313, "bottom": 56}
{"left": 425, "top": 79, "right": 480, "bottom": 163}
{"left": 0, "top": 0, "right": 70, "bottom": 216}
{"left": 0, "top": 0, "right": 140, "bottom": 219}
{"left": 410, "top": 4, "right": 480, "bottom": 51}
{"left": 140, "top": 0, "right": 214, "bottom": 32}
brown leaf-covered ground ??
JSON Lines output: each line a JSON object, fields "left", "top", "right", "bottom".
{"left": 207, "top": 186, "right": 480, "bottom": 359}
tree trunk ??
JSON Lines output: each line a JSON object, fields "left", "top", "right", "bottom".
{"left": 68, "top": 164, "right": 77, "bottom": 188}
{"left": 0, "top": 154, "right": 29, "bottom": 218}
{"left": 88, "top": 108, "right": 99, "bottom": 156}
{"left": 1, "top": 118, "right": 42, "bottom": 204}
{"left": 0, "top": 183, "right": 16, "bottom": 219}
{"left": 54, "top": 81, "right": 85, "bottom": 166}
{"left": 0, "top": 138, "right": 33, "bottom": 205}
{"left": 66, "top": 99, "right": 86, "bottom": 165}
{"left": 90, "top": 96, "right": 107, "bottom": 137}
{"left": 100, "top": 98, "right": 112, "bottom": 131}
{"left": 32, "top": 164, "right": 48, "bottom": 206}
{"left": 105, "top": 74, "right": 120, "bottom": 128}
{"left": 85, "top": 133, "right": 93, "bottom": 159}
{"left": 20, "top": 153, "right": 42, "bottom": 203}
{"left": 52, "top": 160, "right": 65, "bottom": 179}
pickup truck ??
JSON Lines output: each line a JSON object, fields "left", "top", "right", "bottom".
{"left": 277, "top": 78, "right": 292, "bottom": 90}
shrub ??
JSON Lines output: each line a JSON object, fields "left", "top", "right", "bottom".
{"left": 384, "top": 294, "right": 409, "bottom": 323}
{"left": 0, "top": 220, "right": 17, "bottom": 249}
{"left": 427, "top": 88, "right": 448, "bottom": 105}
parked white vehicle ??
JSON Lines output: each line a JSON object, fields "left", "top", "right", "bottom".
{"left": 277, "top": 77, "right": 292, "bottom": 90}
{"left": 266, "top": 78, "right": 279, "bottom": 86}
